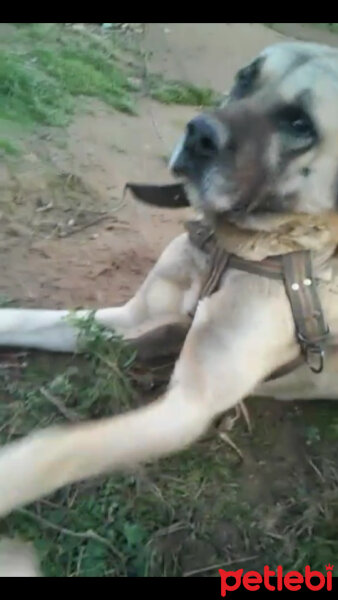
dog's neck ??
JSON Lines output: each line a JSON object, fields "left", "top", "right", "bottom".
{"left": 201, "top": 211, "right": 338, "bottom": 263}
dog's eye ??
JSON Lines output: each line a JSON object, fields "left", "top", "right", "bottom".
{"left": 276, "top": 106, "right": 316, "bottom": 139}
{"left": 273, "top": 104, "right": 318, "bottom": 155}
{"left": 291, "top": 118, "right": 309, "bottom": 133}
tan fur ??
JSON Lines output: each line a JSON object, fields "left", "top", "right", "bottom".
{"left": 0, "top": 539, "right": 41, "bottom": 577}
{"left": 213, "top": 212, "right": 338, "bottom": 260}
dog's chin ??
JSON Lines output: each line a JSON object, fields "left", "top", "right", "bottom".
{"left": 183, "top": 181, "right": 236, "bottom": 217}
{"left": 180, "top": 177, "right": 282, "bottom": 221}
{"left": 183, "top": 182, "right": 287, "bottom": 228}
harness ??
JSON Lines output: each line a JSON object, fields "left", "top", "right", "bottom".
{"left": 185, "top": 220, "right": 331, "bottom": 382}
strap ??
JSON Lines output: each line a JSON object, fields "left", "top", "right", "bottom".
{"left": 199, "top": 251, "right": 285, "bottom": 299}
{"left": 185, "top": 220, "right": 231, "bottom": 298}
{"left": 185, "top": 219, "right": 285, "bottom": 280}
{"left": 282, "top": 251, "right": 330, "bottom": 373}
{"left": 200, "top": 248, "right": 231, "bottom": 298}
{"left": 184, "top": 220, "right": 216, "bottom": 253}
{"left": 265, "top": 356, "right": 304, "bottom": 381}
{"left": 228, "top": 254, "right": 283, "bottom": 280}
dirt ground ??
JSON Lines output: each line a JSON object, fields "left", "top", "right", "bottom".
{"left": 1, "top": 23, "right": 338, "bottom": 577}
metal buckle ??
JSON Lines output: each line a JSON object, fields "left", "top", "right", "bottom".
{"left": 304, "top": 344, "right": 325, "bottom": 374}
{"left": 185, "top": 221, "right": 215, "bottom": 250}
{"left": 297, "top": 330, "right": 329, "bottom": 374}
{"left": 196, "top": 226, "right": 215, "bottom": 249}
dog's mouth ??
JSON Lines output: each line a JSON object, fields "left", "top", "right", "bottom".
{"left": 125, "top": 171, "right": 250, "bottom": 217}
{"left": 126, "top": 114, "right": 236, "bottom": 212}
{"left": 169, "top": 113, "right": 273, "bottom": 217}
{"left": 126, "top": 145, "right": 239, "bottom": 215}
{"left": 127, "top": 109, "right": 273, "bottom": 216}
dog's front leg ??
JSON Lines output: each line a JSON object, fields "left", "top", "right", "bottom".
{"left": 0, "top": 275, "right": 298, "bottom": 517}
{"left": 0, "top": 234, "right": 200, "bottom": 352}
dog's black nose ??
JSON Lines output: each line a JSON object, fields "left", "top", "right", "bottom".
{"left": 170, "top": 115, "right": 221, "bottom": 176}
{"left": 185, "top": 115, "right": 220, "bottom": 158}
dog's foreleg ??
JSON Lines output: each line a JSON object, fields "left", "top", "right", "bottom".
{"left": 0, "top": 279, "right": 297, "bottom": 517}
{"left": 0, "top": 234, "right": 198, "bottom": 352}
{"left": 0, "top": 304, "right": 144, "bottom": 352}
{"left": 0, "top": 386, "right": 213, "bottom": 517}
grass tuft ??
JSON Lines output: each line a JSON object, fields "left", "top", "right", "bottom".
{"left": 0, "top": 24, "right": 135, "bottom": 127}
{"left": 148, "top": 75, "right": 219, "bottom": 107}
{"left": 0, "top": 137, "right": 21, "bottom": 156}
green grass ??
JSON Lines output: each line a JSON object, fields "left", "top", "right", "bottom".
{"left": 0, "top": 23, "right": 219, "bottom": 131}
{"left": 148, "top": 75, "right": 219, "bottom": 107}
{"left": 0, "top": 137, "right": 21, "bottom": 156}
{"left": 265, "top": 23, "right": 338, "bottom": 35}
{"left": 0, "top": 294, "right": 15, "bottom": 307}
{"left": 0, "top": 24, "right": 136, "bottom": 127}
{"left": 305, "top": 23, "right": 338, "bottom": 33}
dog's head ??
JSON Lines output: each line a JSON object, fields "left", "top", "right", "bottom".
{"left": 170, "top": 41, "right": 338, "bottom": 217}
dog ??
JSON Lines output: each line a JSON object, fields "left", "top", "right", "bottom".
{"left": 2, "top": 40, "right": 338, "bottom": 529}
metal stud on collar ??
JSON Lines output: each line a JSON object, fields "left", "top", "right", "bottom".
{"left": 291, "top": 278, "right": 313, "bottom": 291}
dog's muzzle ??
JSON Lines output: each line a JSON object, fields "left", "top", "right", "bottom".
{"left": 169, "top": 114, "right": 230, "bottom": 180}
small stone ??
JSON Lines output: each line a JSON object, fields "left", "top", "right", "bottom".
{"left": 71, "top": 24, "right": 85, "bottom": 31}
{"left": 24, "top": 153, "right": 39, "bottom": 163}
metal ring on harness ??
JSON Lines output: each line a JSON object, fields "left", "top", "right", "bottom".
{"left": 297, "top": 330, "right": 330, "bottom": 374}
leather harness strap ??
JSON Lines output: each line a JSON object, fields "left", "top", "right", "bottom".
{"left": 200, "top": 248, "right": 231, "bottom": 299}
{"left": 281, "top": 252, "right": 330, "bottom": 373}
{"left": 185, "top": 220, "right": 331, "bottom": 381}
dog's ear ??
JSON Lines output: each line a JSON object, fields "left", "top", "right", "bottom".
{"left": 228, "top": 56, "right": 264, "bottom": 102}
{"left": 124, "top": 183, "right": 189, "bottom": 208}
